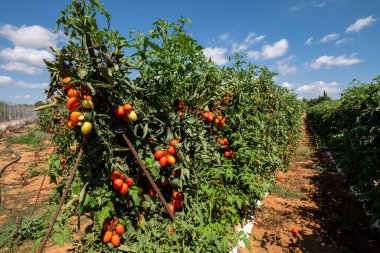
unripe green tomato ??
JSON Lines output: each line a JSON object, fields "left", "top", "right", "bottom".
{"left": 78, "top": 115, "right": 85, "bottom": 121}
{"left": 82, "top": 99, "right": 94, "bottom": 109}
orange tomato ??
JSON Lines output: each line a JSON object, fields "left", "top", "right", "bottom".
{"left": 166, "top": 155, "right": 176, "bottom": 165}
{"left": 123, "top": 104, "right": 133, "bottom": 112}
{"left": 168, "top": 204, "right": 175, "bottom": 214}
{"left": 111, "top": 234, "right": 121, "bottom": 247}
{"left": 70, "top": 111, "right": 82, "bottom": 126}
{"left": 67, "top": 120, "right": 73, "bottom": 129}
{"left": 102, "top": 230, "right": 113, "bottom": 243}
{"left": 115, "top": 224, "right": 125, "bottom": 235}
{"left": 170, "top": 139, "right": 179, "bottom": 146}
{"left": 62, "top": 77, "right": 73, "bottom": 89}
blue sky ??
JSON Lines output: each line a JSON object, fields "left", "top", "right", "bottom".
{"left": 0, "top": 0, "right": 379, "bottom": 104}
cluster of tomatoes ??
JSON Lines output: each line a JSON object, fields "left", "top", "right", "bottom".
{"left": 114, "top": 103, "right": 138, "bottom": 122}
{"left": 102, "top": 218, "right": 125, "bottom": 247}
{"left": 200, "top": 111, "right": 226, "bottom": 126}
{"left": 167, "top": 191, "right": 184, "bottom": 214}
{"left": 154, "top": 139, "right": 179, "bottom": 168}
{"left": 110, "top": 170, "right": 134, "bottom": 195}
{"left": 63, "top": 77, "right": 94, "bottom": 135}
{"left": 217, "top": 138, "right": 234, "bottom": 158}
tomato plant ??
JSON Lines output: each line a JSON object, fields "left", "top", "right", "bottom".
{"left": 34, "top": 0, "right": 302, "bottom": 252}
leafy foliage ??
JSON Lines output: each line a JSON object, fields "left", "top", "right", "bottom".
{"left": 307, "top": 77, "right": 380, "bottom": 220}
{"left": 36, "top": 0, "right": 302, "bottom": 252}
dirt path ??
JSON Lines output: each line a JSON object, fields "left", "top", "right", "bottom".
{"left": 241, "top": 116, "right": 380, "bottom": 253}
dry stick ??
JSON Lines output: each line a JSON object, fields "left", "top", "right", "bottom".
{"left": 122, "top": 132, "right": 175, "bottom": 221}
{"left": 30, "top": 145, "right": 56, "bottom": 217}
{"left": 36, "top": 146, "right": 84, "bottom": 253}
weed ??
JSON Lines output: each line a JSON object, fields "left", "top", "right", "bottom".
{"left": 271, "top": 185, "right": 305, "bottom": 199}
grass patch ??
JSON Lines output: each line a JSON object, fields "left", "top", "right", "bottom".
{"left": 271, "top": 185, "right": 304, "bottom": 199}
{"left": 296, "top": 146, "right": 311, "bottom": 158}
{"left": 11, "top": 130, "right": 48, "bottom": 148}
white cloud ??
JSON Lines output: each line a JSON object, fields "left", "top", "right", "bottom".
{"left": 0, "top": 24, "right": 64, "bottom": 49}
{"left": 346, "top": 15, "right": 376, "bottom": 33}
{"left": 0, "top": 62, "right": 41, "bottom": 75}
{"left": 312, "top": 0, "right": 327, "bottom": 8}
{"left": 15, "top": 80, "right": 49, "bottom": 89}
{"left": 0, "top": 75, "right": 47, "bottom": 89}
{"left": 0, "top": 75, "right": 13, "bottom": 85}
{"left": 296, "top": 80, "right": 340, "bottom": 98}
{"left": 310, "top": 54, "right": 363, "bottom": 69}
{"left": 320, "top": 33, "right": 340, "bottom": 43}
{"left": 305, "top": 37, "right": 314, "bottom": 45}
{"left": 231, "top": 32, "right": 265, "bottom": 52}
{"left": 0, "top": 46, "right": 54, "bottom": 67}
{"left": 281, "top": 82, "right": 294, "bottom": 90}
{"left": 202, "top": 47, "right": 228, "bottom": 65}
{"left": 275, "top": 56, "right": 297, "bottom": 74}
{"left": 247, "top": 39, "right": 289, "bottom": 60}
{"left": 335, "top": 38, "right": 354, "bottom": 46}
{"left": 219, "top": 33, "right": 230, "bottom": 41}
{"left": 14, "top": 94, "right": 32, "bottom": 99}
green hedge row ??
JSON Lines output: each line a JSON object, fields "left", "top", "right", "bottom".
{"left": 307, "top": 77, "right": 380, "bottom": 220}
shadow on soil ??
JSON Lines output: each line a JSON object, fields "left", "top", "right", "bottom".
{"left": 288, "top": 123, "right": 380, "bottom": 253}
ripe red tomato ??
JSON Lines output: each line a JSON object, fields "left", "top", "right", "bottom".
{"left": 102, "top": 230, "right": 113, "bottom": 243}
{"left": 154, "top": 150, "right": 166, "bottom": 160}
{"left": 111, "top": 234, "right": 121, "bottom": 246}
{"left": 167, "top": 146, "right": 175, "bottom": 156}
{"left": 173, "top": 199, "right": 183, "bottom": 209}
{"left": 114, "top": 106, "right": 125, "bottom": 118}
{"left": 148, "top": 188, "right": 156, "bottom": 197}
{"left": 168, "top": 204, "right": 175, "bottom": 214}
{"left": 177, "top": 102, "right": 185, "bottom": 111}
{"left": 170, "top": 139, "right": 179, "bottom": 146}
{"left": 62, "top": 77, "right": 73, "bottom": 89}
{"left": 67, "top": 88, "right": 79, "bottom": 98}
{"left": 66, "top": 97, "right": 80, "bottom": 111}
{"left": 103, "top": 221, "right": 111, "bottom": 231}
{"left": 291, "top": 228, "right": 299, "bottom": 236}
{"left": 166, "top": 155, "right": 176, "bottom": 165}
{"left": 113, "top": 179, "right": 124, "bottom": 190}
{"left": 125, "top": 177, "right": 134, "bottom": 187}
{"left": 115, "top": 224, "right": 125, "bottom": 235}
{"left": 159, "top": 156, "right": 167, "bottom": 167}
{"left": 110, "top": 171, "right": 122, "bottom": 181}
{"left": 224, "top": 151, "right": 232, "bottom": 158}
{"left": 172, "top": 192, "right": 183, "bottom": 200}
{"left": 119, "top": 183, "right": 129, "bottom": 195}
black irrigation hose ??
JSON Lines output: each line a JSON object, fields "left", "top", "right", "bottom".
{"left": 0, "top": 152, "right": 21, "bottom": 177}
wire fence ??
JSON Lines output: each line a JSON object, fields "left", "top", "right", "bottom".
{"left": 0, "top": 99, "right": 37, "bottom": 132}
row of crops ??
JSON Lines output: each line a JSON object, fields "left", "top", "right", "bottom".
{"left": 29, "top": 1, "right": 303, "bottom": 252}
{"left": 307, "top": 77, "right": 380, "bottom": 224}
